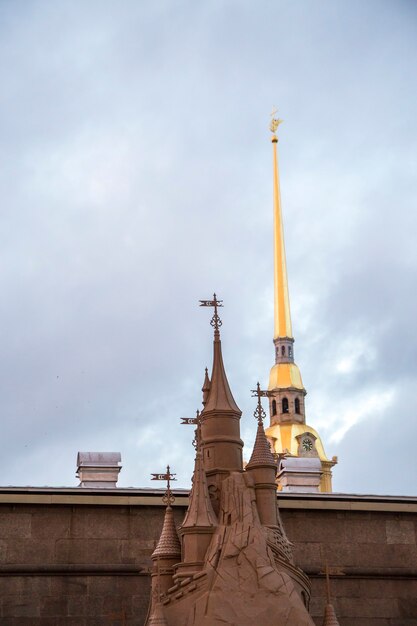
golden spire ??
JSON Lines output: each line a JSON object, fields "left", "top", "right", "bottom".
{"left": 266, "top": 117, "right": 336, "bottom": 492}
{"left": 271, "top": 110, "right": 293, "bottom": 340}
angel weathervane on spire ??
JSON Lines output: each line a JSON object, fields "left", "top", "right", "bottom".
{"left": 270, "top": 107, "right": 283, "bottom": 135}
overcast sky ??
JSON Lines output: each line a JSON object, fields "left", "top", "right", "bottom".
{"left": 0, "top": 0, "right": 416, "bottom": 495}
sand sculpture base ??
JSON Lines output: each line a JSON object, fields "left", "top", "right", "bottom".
{"left": 158, "top": 472, "right": 314, "bottom": 626}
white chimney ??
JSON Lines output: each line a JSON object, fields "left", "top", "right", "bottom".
{"left": 76, "top": 452, "right": 122, "bottom": 488}
{"left": 277, "top": 457, "right": 322, "bottom": 493}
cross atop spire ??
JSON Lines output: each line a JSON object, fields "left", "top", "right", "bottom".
{"left": 322, "top": 561, "right": 341, "bottom": 626}
{"left": 247, "top": 384, "right": 276, "bottom": 469}
{"left": 251, "top": 382, "right": 273, "bottom": 425}
{"left": 199, "top": 293, "right": 223, "bottom": 338}
{"left": 151, "top": 465, "right": 176, "bottom": 507}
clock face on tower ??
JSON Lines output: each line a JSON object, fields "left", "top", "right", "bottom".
{"left": 302, "top": 438, "right": 313, "bottom": 452}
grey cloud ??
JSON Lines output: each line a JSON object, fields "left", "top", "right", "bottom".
{"left": 0, "top": 1, "right": 416, "bottom": 495}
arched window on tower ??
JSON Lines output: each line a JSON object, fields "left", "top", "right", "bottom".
{"left": 288, "top": 345, "right": 292, "bottom": 358}
{"left": 272, "top": 399, "right": 277, "bottom": 416}
{"left": 295, "top": 398, "right": 300, "bottom": 414}
{"left": 281, "top": 345, "right": 285, "bottom": 356}
{"left": 282, "top": 397, "right": 289, "bottom": 413}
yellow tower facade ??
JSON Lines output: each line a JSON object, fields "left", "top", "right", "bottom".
{"left": 264, "top": 117, "right": 337, "bottom": 492}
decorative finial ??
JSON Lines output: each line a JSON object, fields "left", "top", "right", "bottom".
{"left": 202, "top": 366, "right": 211, "bottom": 406}
{"left": 199, "top": 293, "right": 223, "bottom": 335}
{"left": 181, "top": 410, "right": 201, "bottom": 450}
{"left": 151, "top": 465, "right": 176, "bottom": 506}
{"left": 251, "top": 382, "right": 273, "bottom": 424}
{"left": 270, "top": 107, "right": 283, "bottom": 135}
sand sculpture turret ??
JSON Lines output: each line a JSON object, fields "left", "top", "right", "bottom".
{"left": 145, "top": 294, "right": 315, "bottom": 625}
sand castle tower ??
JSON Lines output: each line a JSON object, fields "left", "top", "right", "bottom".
{"left": 145, "top": 294, "right": 314, "bottom": 625}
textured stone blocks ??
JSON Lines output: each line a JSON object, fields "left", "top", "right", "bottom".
{"left": 0, "top": 501, "right": 416, "bottom": 624}
{"left": 0, "top": 513, "right": 31, "bottom": 538}
{"left": 386, "top": 520, "right": 416, "bottom": 544}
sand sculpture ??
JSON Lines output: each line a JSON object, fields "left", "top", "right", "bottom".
{"left": 145, "top": 297, "right": 315, "bottom": 626}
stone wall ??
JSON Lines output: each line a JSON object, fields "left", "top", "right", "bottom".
{"left": 282, "top": 507, "right": 417, "bottom": 626}
{"left": 0, "top": 500, "right": 182, "bottom": 625}
{"left": 0, "top": 491, "right": 416, "bottom": 625}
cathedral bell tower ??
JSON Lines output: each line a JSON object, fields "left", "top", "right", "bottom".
{"left": 264, "top": 115, "right": 337, "bottom": 492}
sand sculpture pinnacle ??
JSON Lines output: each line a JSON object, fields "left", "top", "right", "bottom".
{"left": 199, "top": 294, "right": 240, "bottom": 414}
{"left": 322, "top": 563, "right": 340, "bottom": 626}
{"left": 322, "top": 604, "right": 341, "bottom": 626}
{"left": 202, "top": 367, "right": 211, "bottom": 406}
{"left": 151, "top": 503, "right": 181, "bottom": 559}
{"left": 247, "top": 384, "right": 277, "bottom": 468}
{"left": 252, "top": 381, "right": 272, "bottom": 424}
{"left": 180, "top": 444, "right": 217, "bottom": 530}
{"left": 199, "top": 292, "right": 223, "bottom": 340}
{"left": 147, "top": 467, "right": 181, "bottom": 624}
{"left": 151, "top": 465, "right": 176, "bottom": 507}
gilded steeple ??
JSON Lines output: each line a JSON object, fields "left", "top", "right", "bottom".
{"left": 271, "top": 114, "right": 292, "bottom": 341}
{"left": 265, "top": 114, "right": 337, "bottom": 492}
{"left": 268, "top": 115, "right": 305, "bottom": 394}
